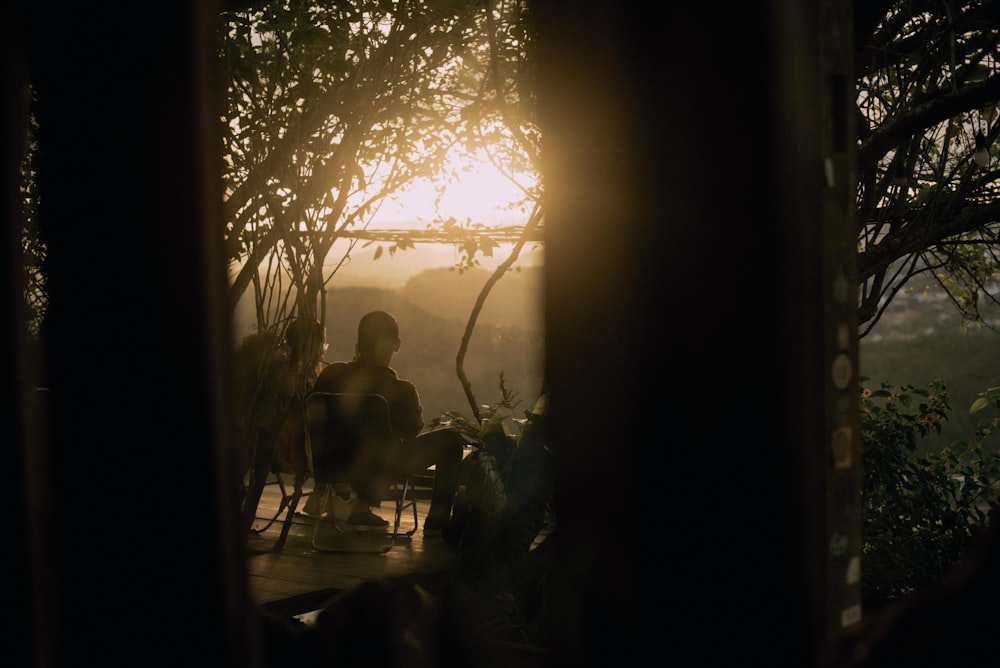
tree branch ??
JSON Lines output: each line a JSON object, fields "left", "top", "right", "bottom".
{"left": 858, "top": 74, "right": 1000, "bottom": 170}
{"left": 455, "top": 203, "right": 542, "bottom": 424}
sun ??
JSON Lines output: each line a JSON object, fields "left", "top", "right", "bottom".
{"left": 325, "top": 146, "right": 540, "bottom": 286}
{"left": 373, "top": 149, "right": 535, "bottom": 228}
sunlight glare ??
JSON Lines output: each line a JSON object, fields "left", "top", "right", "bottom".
{"left": 374, "top": 150, "right": 534, "bottom": 228}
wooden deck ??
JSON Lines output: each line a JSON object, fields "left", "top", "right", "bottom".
{"left": 243, "top": 476, "right": 458, "bottom": 618}
{"left": 242, "top": 474, "right": 555, "bottom": 668}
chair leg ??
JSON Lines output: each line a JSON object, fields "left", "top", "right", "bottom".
{"left": 387, "top": 476, "right": 419, "bottom": 547}
{"left": 380, "top": 478, "right": 405, "bottom": 553}
{"left": 274, "top": 472, "right": 307, "bottom": 550}
{"left": 409, "top": 481, "right": 419, "bottom": 531}
{"left": 311, "top": 484, "right": 335, "bottom": 549}
{"left": 241, "top": 437, "right": 275, "bottom": 533}
{"left": 391, "top": 477, "right": 408, "bottom": 535}
{"left": 250, "top": 472, "right": 290, "bottom": 534}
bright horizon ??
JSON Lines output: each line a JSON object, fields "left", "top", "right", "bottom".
{"left": 325, "top": 237, "right": 544, "bottom": 288}
{"left": 228, "top": 148, "right": 542, "bottom": 291}
{"left": 372, "top": 154, "right": 535, "bottom": 226}
{"left": 330, "top": 149, "right": 541, "bottom": 287}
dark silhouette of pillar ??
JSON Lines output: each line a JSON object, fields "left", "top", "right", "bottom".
{"left": 7, "top": 2, "right": 252, "bottom": 666}
{"left": 536, "top": 1, "right": 856, "bottom": 664}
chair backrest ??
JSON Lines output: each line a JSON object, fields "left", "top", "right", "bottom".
{"left": 304, "top": 392, "right": 394, "bottom": 482}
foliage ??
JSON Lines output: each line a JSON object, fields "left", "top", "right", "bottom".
{"left": 232, "top": 330, "right": 296, "bottom": 470}
{"left": 19, "top": 2, "right": 1000, "bottom": 349}
{"left": 430, "top": 385, "right": 554, "bottom": 649}
{"left": 430, "top": 382, "right": 553, "bottom": 555}
{"left": 221, "top": 0, "right": 541, "bottom": 420}
{"left": 222, "top": 0, "right": 474, "bottom": 327}
{"left": 860, "top": 310, "right": 1000, "bottom": 451}
{"left": 859, "top": 377, "right": 1000, "bottom": 610}
{"left": 856, "top": 0, "right": 1000, "bottom": 334}
{"left": 220, "top": 0, "right": 540, "bottom": 335}
{"left": 429, "top": 371, "right": 524, "bottom": 457}
{"left": 969, "top": 383, "right": 1000, "bottom": 413}
{"left": 445, "top": 0, "right": 542, "bottom": 271}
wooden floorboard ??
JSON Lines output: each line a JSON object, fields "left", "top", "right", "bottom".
{"left": 243, "top": 477, "right": 458, "bottom": 613}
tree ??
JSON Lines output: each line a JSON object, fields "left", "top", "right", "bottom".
{"left": 223, "top": 0, "right": 473, "bottom": 330}
{"left": 855, "top": 0, "right": 1000, "bottom": 335}
{"left": 221, "top": 0, "right": 540, "bottom": 341}
{"left": 444, "top": 0, "right": 543, "bottom": 420}
{"left": 20, "top": 2, "right": 1000, "bottom": 345}
{"left": 222, "top": 0, "right": 542, "bottom": 421}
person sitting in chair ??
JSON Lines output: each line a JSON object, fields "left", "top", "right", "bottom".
{"left": 312, "top": 310, "right": 467, "bottom": 533}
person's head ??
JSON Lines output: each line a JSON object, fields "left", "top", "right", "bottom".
{"left": 283, "top": 317, "right": 326, "bottom": 367}
{"left": 355, "top": 310, "right": 400, "bottom": 365}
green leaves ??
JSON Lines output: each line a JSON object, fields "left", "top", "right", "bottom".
{"left": 221, "top": 0, "right": 540, "bottom": 335}
{"left": 970, "top": 396, "right": 990, "bottom": 414}
{"left": 970, "top": 386, "right": 1000, "bottom": 414}
{"left": 860, "top": 377, "right": 1000, "bottom": 611}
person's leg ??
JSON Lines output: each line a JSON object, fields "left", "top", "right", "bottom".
{"left": 338, "top": 440, "right": 391, "bottom": 529}
{"left": 403, "top": 429, "right": 466, "bottom": 528}
{"left": 301, "top": 481, "right": 329, "bottom": 516}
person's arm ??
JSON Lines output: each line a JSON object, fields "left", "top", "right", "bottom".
{"left": 392, "top": 380, "right": 424, "bottom": 438}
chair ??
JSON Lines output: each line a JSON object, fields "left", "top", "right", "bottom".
{"left": 246, "top": 458, "right": 312, "bottom": 551}
{"left": 304, "top": 391, "right": 423, "bottom": 553}
{"left": 244, "top": 407, "right": 315, "bottom": 552}
{"left": 235, "top": 331, "right": 312, "bottom": 550}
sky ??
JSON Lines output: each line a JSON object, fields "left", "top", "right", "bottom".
{"left": 330, "top": 152, "right": 541, "bottom": 287}
{"left": 372, "top": 158, "right": 534, "bottom": 227}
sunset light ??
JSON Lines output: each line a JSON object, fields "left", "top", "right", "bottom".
{"left": 326, "top": 147, "right": 542, "bottom": 287}
{"left": 372, "top": 149, "right": 537, "bottom": 229}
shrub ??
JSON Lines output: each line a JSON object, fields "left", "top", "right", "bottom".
{"left": 860, "top": 378, "right": 1000, "bottom": 611}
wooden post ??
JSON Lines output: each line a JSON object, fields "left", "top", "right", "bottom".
{"left": 14, "top": 3, "right": 252, "bottom": 665}
{"left": 819, "top": 0, "right": 863, "bottom": 644}
{"left": 537, "top": 0, "right": 857, "bottom": 664}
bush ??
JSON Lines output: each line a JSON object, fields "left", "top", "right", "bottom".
{"left": 860, "top": 378, "right": 1000, "bottom": 611}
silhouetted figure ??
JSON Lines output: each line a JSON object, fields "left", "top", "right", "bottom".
{"left": 272, "top": 318, "right": 328, "bottom": 483}
{"left": 282, "top": 317, "right": 328, "bottom": 399}
{"left": 234, "top": 331, "right": 288, "bottom": 476}
{"left": 237, "top": 318, "right": 326, "bottom": 530}
{"left": 312, "top": 310, "right": 466, "bottom": 532}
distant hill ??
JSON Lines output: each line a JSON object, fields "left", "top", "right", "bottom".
{"left": 233, "top": 276, "right": 545, "bottom": 424}
{"left": 399, "top": 265, "right": 544, "bottom": 330}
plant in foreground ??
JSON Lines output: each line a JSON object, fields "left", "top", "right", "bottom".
{"left": 860, "top": 378, "right": 1000, "bottom": 611}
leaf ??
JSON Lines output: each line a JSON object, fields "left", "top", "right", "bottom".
{"left": 970, "top": 397, "right": 989, "bottom": 414}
